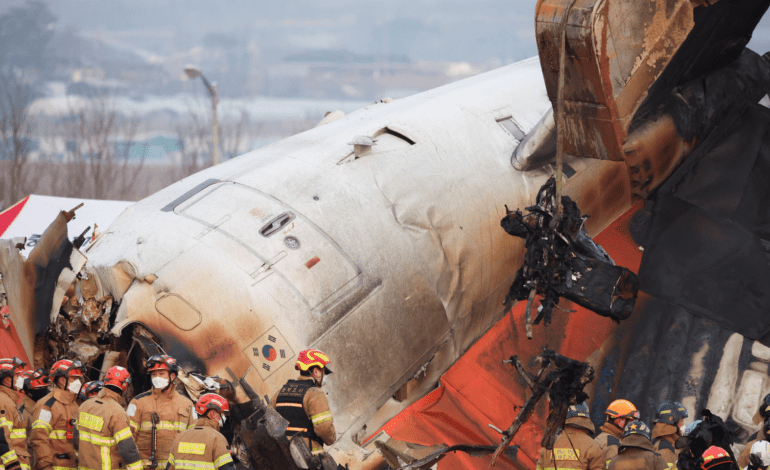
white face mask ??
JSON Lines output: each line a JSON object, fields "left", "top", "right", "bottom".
{"left": 219, "top": 415, "right": 227, "bottom": 427}
{"left": 67, "top": 379, "right": 82, "bottom": 395}
{"left": 14, "top": 377, "right": 24, "bottom": 391}
{"left": 151, "top": 377, "right": 170, "bottom": 389}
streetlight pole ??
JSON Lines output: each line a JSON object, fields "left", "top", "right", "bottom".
{"left": 184, "top": 65, "right": 220, "bottom": 166}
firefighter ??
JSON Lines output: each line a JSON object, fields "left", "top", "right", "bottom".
{"left": 31, "top": 359, "right": 83, "bottom": 470}
{"left": 652, "top": 401, "right": 688, "bottom": 467}
{"left": 75, "top": 366, "right": 141, "bottom": 470}
{"left": 18, "top": 369, "right": 49, "bottom": 470}
{"left": 594, "top": 399, "right": 640, "bottom": 467}
{"left": 0, "top": 358, "right": 31, "bottom": 470}
{"left": 745, "top": 441, "right": 770, "bottom": 470}
{"left": 608, "top": 420, "right": 669, "bottom": 470}
{"left": 167, "top": 393, "right": 235, "bottom": 470}
{"left": 77, "top": 381, "right": 104, "bottom": 403}
{"left": 536, "top": 403, "right": 605, "bottom": 470}
{"left": 739, "top": 395, "right": 770, "bottom": 468}
{"left": 126, "top": 354, "right": 194, "bottom": 468}
{"left": 272, "top": 349, "right": 336, "bottom": 456}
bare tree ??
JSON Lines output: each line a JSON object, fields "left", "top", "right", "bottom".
{"left": 58, "top": 94, "right": 145, "bottom": 200}
{"left": 0, "top": 73, "right": 36, "bottom": 209}
{"left": 173, "top": 105, "right": 213, "bottom": 182}
{"left": 220, "top": 110, "right": 254, "bottom": 161}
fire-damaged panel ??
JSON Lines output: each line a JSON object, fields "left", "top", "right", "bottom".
{"left": 633, "top": 103, "right": 770, "bottom": 341}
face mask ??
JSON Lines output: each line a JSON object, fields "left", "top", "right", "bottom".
{"left": 14, "top": 377, "right": 24, "bottom": 391}
{"left": 219, "top": 415, "right": 227, "bottom": 427}
{"left": 67, "top": 379, "right": 82, "bottom": 395}
{"left": 152, "top": 377, "right": 169, "bottom": 389}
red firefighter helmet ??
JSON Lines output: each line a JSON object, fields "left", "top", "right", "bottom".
{"left": 0, "top": 357, "right": 26, "bottom": 379}
{"left": 78, "top": 381, "right": 104, "bottom": 401}
{"left": 27, "top": 369, "right": 50, "bottom": 389}
{"left": 701, "top": 446, "right": 733, "bottom": 470}
{"left": 103, "top": 366, "right": 131, "bottom": 392}
{"left": 50, "top": 359, "right": 84, "bottom": 379}
{"left": 145, "top": 355, "right": 180, "bottom": 375}
{"left": 195, "top": 393, "right": 230, "bottom": 416}
{"left": 295, "top": 349, "right": 333, "bottom": 374}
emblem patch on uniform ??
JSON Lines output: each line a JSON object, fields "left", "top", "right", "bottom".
{"left": 127, "top": 404, "right": 137, "bottom": 417}
{"left": 179, "top": 442, "right": 206, "bottom": 455}
{"left": 39, "top": 410, "right": 52, "bottom": 424}
{"left": 78, "top": 412, "right": 104, "bottom": 432}
{"left": 242, "top": 326, "right": 295, "bottom": 381}
{"left": 553, "top": 448, "right": 580, "bottom": 460}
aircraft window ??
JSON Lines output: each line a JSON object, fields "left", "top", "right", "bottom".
{"left": 563, "top": 163, "right": 576, "bottom": 178}
{"left": 497, "top": 117, "right": 526, "bottom": 140}
{"left": 259, "top": 212, "right": 295, "bottom": 238}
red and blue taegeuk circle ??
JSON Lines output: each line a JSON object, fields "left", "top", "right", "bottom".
{"left": 262, "top": 345, "right": 277, "bottom": 361}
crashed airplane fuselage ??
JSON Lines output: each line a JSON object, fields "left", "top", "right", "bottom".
{"left": 49, "top": 58, "right": 633, "bottom": 459}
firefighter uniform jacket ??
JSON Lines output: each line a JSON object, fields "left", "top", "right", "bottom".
{"left": 76, "top": 388, "right": 142, "bottom": 470}
{"left": 651, "top": 423, "right": 679, "bottom": 468}
{"left": 536, "top": 426, "right": 605, "bottom": 470}
{"left": 608, "top": 434, "right": 669, "bottom": 470}
{"left": 272, "top": 377, "right": 336, "bottom": 455}
{"left": 167, "top": 417, "right": 235, "bottom": 470}
{"left": 18, "top": 394, "right": 36, "bottom": 439}
{"left": 17, "top": 393, "right": 36, "bottom": 469}
{"left": 594, "top": 421, "right": 624, "bottom": 468}
{"left": 126, "top": 384, "right": 195, "bottom": 468}
{"left": 30, "top": 388, "right": 79, "bottom": 470}
{"left": 738, "top": 427, "right": 768, "bottom": 468}
{"left": 0, "top": 422, "right": 20, "bottom": 470}
{"left": 0, "top": 386, "right": 29, "bottom": 470}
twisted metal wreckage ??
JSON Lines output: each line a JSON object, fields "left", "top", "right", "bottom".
{"left": 0, "top": 0, "right": 769, "bottom": 469}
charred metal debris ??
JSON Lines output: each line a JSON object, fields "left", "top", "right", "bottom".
{"left": 501, "top": 177, "right": 639, "bottom": 338}
{"left": 374, "top": 350, "right": 593, "bottom": 469}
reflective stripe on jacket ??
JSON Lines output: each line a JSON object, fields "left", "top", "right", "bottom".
{"left": 77, "top": 388, "right": 141, "bottom": 470}
{"left": 127, "top": 384, "right": 194, "bottom": 464}
{"left": 30, "top": 388, "right": 78, "bottom": 470}
{"left": 0, "top": 386, "right": 29, "bottom": 470}
{"left": 167, "top": 418, "right": 233, "bottom": 470}
{"left": 536, "top": 427, "right": 605, "bottom": 470}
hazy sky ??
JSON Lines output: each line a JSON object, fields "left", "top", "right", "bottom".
{"left": 2, "top": 0, "right": 767, "bottom": 63}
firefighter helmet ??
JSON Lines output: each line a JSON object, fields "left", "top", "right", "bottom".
{"left": 27, "top": 369, "right": 50, "bottom": 389}
{"left": 295, "top": 349, "right": 333, "bottom": 374}
{"left": 103, "top": 366, "right": 131, "bottom": 392}
{"left": 685, "top": 420, "right": 703, "bottom": 436}
{"left": 0, "top": 357, "right": 26, "bottom": 379}
{"left": 78, "top": 381, "right": 104, "bottom": 401}
{"left": 145, "top": 355, "right": 180, "bottom": 375}
{"left": 700, "top": 446, "right": 732, "bottom": 470}
{"left": 50, "top": 359, "right": 84, "bottom": 379}
{"left": 566, "top": 402, "right": 591, "bottom": 420}
{"left": 750, "top": 441, "right": 770, "bottom": 468}
{"left": 759, "top": 393, "right": 770, "bottom": 419}
{"left": 606, "top": 399, "right": 640, "bottom": 419}
{"left": 622, "top": 420, "right": 652, "bottom": 440}
{"left": 195, "top": 393, "right": 230, "bottom": 416}
{"left": 655, "top": 401, "right": 688, "bottom": 425}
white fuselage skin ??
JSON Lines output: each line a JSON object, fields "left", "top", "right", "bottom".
{"left": 83, "top": 57, "right": 633, "bottom": 459}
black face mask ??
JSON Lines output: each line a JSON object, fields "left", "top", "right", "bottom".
{"left": 763, "top": 419, "right": 770, "bottom": 436}
{"left": 28, "top": 388, "right": 49, "bottom": 402}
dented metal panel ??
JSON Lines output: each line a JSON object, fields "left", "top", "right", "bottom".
{"left": 536, "top": 0, "right": 694, "bottom": 161}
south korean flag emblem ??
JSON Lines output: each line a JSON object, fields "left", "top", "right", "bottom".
{"left": 244, "top": 326, "right": 295, "bottom": 380}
